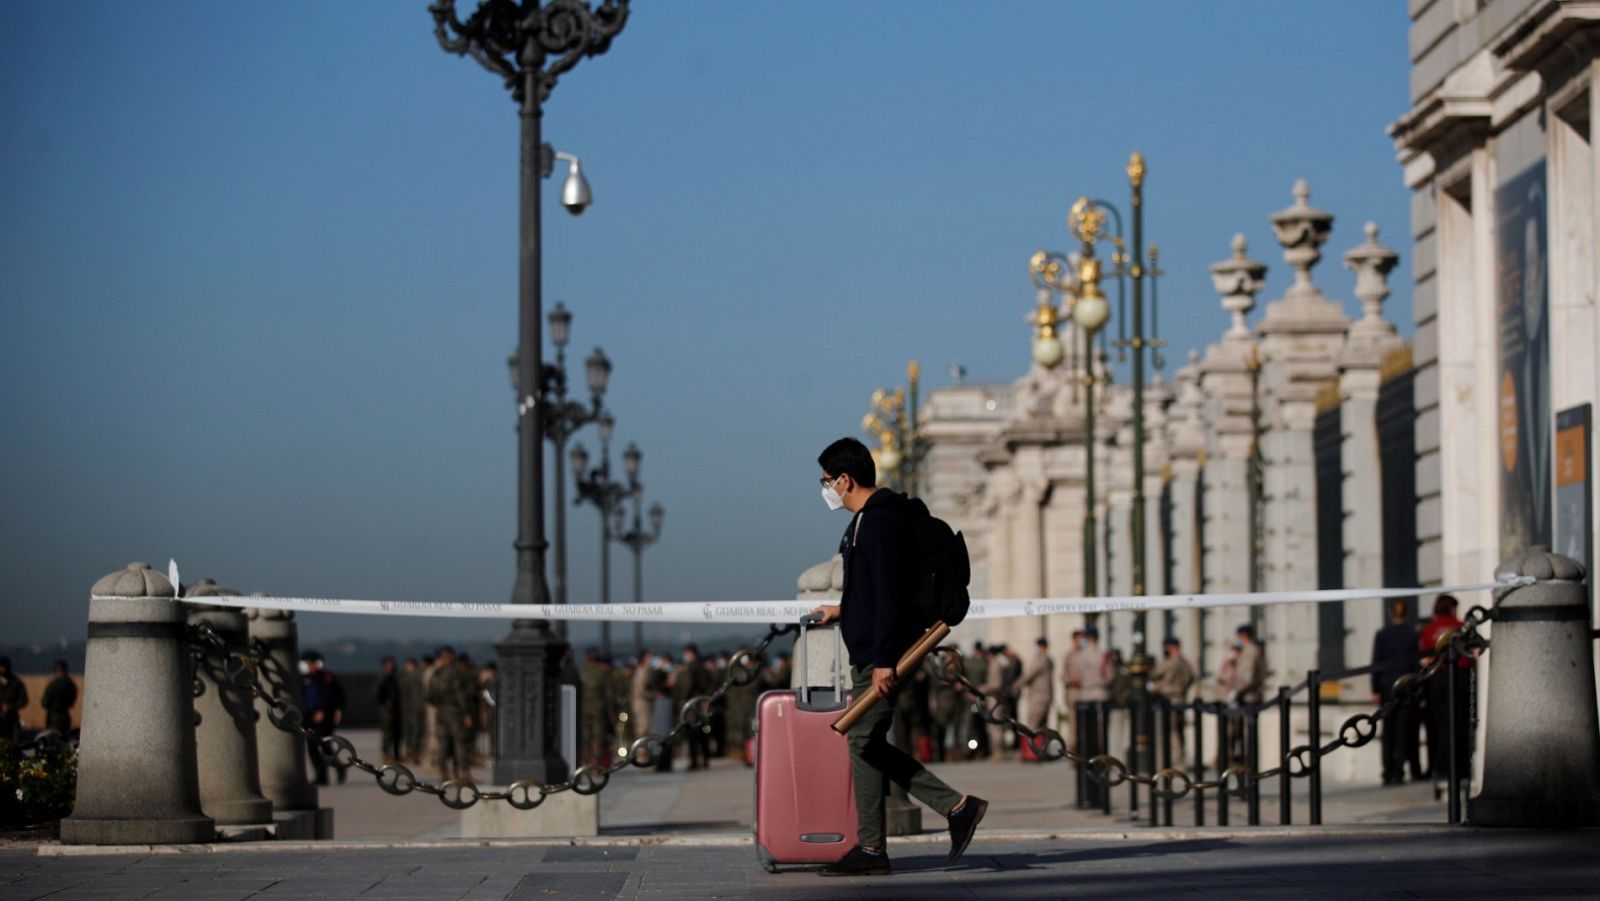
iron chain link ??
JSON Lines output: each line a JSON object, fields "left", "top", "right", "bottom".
{"left": 187, "top": 598, "right": 1504, "bottom": 813}
{"left": 189, "top": 621, "right": 798, "bottom": 810}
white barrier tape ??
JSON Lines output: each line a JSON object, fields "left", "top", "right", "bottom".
{"left": 93, "top": 578, "right": 1526, "bottom": 625}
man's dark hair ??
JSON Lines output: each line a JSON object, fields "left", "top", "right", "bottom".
{"left": 53, "top": 659, "right": 69, "bottom": 672}
{"left": 1433, "top": 594, "right": 1459, "bottom": 616}
{"left": 818, "top": 437, "right": 877, "bottom": 488}
{"left": 380, "top": 655, "right": 395, "bottom": 666}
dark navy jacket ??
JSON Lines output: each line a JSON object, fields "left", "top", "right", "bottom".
{"left": 839, "top": 489, "right": 923, "bottom": 669}
{"left": 1370, "top": 622, "right": 1419, "bottom": 694}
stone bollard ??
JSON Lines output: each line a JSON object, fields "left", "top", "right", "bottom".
{"left": 246, "top": 603, "right": 319, "bottom": 814}
{"left": 1469, "top": 548, "right": 1600, "bottom": 827}
{"left": 60, "top": 563, "right": 215, "bottom": 844}
{"left": 187, "top": 579, "right": 273, "bottom": 827}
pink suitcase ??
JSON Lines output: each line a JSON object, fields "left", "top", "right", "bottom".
{"left": 754, "top": 621, "right": 858, "bottom": 871}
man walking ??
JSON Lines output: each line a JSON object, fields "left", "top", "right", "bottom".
{"left": 810, "top": 437, "right": 985, "bottom": 876}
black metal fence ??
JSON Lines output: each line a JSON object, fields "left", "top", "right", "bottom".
{"left": 1061, "top": 646, "right": 1478, "bottom": 828}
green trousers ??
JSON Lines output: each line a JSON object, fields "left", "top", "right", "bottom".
{"left": 846, "top": 665, "right": 962, "bottom": 849}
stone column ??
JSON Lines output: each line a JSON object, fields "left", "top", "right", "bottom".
{"left": 1198, "top": 235, "right": 1267, "bottom": 677}
{"left": 1470, "top": 549, "right": 1600, "bottom": 826}
{"left": 1259, "top": 181, "right": 1351, "bottom": 686}
{"left": 247, "top": 604, "right": 319, "bottom": 812}
{"left": 60, "top": 563, "right": 215, "bottom": 845}
{"left": 1338, "top": 223, "right": 1406, "bottom": 667}
{"left": 186, "top": 580, "right": 273, "bottom": 826}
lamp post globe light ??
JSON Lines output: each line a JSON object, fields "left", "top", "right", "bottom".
{"left": 430, "top": 0, "right": 629, "bottom": 786}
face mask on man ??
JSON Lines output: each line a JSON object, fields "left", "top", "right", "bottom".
{"left": 821, "top": 476, "right": 845, "bottom": 511}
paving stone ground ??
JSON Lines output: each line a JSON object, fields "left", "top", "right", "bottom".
{"left": 9, "top": 729, "right": 1586, "bottom": 899}
{"left": 3, "top": 828, "right": 1598, "bottom": 899}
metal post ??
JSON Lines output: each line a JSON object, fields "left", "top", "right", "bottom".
{"left": 631, "top": 494, "right": 644, "bottom": 655}
{"left": 1126, "top": 154, "right": 1155, "bottom": 800}
{"left": 430, "top": 0, "right": 631, "bottom": 787}
{"left": 1192, "top": 699, "right": 1205, "bottom": 827}
{"left": 552, "top": 345, "right": 569, "bottom": 640}
{"left": 1278, "top": 686, "right": 1291, "bottom": 825}
{"left": 1157, "top": 698, "right": 1170, "bottom": 827}
{"left": 598, "top": 444, "right": 612, "bottom": 657}
{"left": 1308, "top": 669, "right": 1322, "bottom": 825}
{"left": 1447, "top": 647, "right": 1460, "bottom": 825}
{"left": 1084, "top": 323, "right": 1098, "bottom": 602}
{"left": 1216, "top": 703, "right": 1229, "bottom": 826}
{"left": 1100, "top": 701, "right": 1113, "bottom": 815}
{"left": 1246, "top": 703, "right": 1260, "bottom": 825}
{"left": 1075, "top": 702, "right": 1087, "bottom": 809}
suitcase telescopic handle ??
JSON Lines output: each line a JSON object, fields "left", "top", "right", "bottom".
{"left": 794, "top": 612, "right": 845, "bottom": 703}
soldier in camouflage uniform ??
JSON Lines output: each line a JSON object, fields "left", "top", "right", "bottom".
{"left": 426, "top": 646, "right": 475, "bottom": 783}
{"left": 578, "top": 649, "right": 609, "bottom": 767}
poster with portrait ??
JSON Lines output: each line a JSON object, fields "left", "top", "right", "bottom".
{"left": 1496, "top": 159, "right": 1550, "bottom": 556}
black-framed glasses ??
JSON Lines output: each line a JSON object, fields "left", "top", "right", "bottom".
{"left": 819, "top": 474, "right": 842, "bottom": 488}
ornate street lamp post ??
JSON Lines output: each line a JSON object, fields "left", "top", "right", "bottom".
{"left": 514, "top": 302, "right": 613, "bottom": 639}
{"left": 540, "top": 300, "right": 614, "bottom": 633}
{"left": 572, "top": 428, "right": 640, "bottom": 657}
{"left": 614, "top": 497, "right": 664, "bottom": 656}
{"left": 1028, "top": 247, "right": 1112, "bottom": 602}
{"left": 861, "top": 362, "right": 927, "bottom": 494}
{"left": 1065, "top": 153, "right": 1165, "bottom": 812}
{"left": 430, "top": 0, "right": 629, "bottom": 785}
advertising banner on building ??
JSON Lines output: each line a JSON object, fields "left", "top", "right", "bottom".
{"left": 1555, "top": 404, "right": 1590, "bottom": 592}
{"left": 1497, "top": 159, "right": 1550, "bottom": 556}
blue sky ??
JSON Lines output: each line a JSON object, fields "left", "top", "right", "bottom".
{"left": 1, "top": 1, "right": 1413, "bottom": 649}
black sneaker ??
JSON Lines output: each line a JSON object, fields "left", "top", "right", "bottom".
{"left": 946, "top": 795, "right": 988, "bottom": 867}
{"left": 819, "top": 845, "right": 891, "bottom": 877}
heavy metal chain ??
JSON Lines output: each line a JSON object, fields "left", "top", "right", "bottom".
{"left": 189, "top": 621, "right": 797, "bottom": 811}
{"left": 926, "top": 602, "right": 1496, "bottom": 802}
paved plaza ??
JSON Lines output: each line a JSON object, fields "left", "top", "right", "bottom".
{"left": 5, "top": 828, "right": 1599, "bottom": 899}
{"left": 8, "top": 730, "right": 1597, "bottom": 899}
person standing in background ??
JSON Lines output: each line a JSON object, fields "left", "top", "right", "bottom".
{"left": 300, "top": 651, "right": 346, "bottom": 786}
{"left": 965, "top": 643, "right": 991, "bottom": 759}
{"left": 1371, "top": 599, "right": 1421, "bottom": 785}
{"left": 1150, "top": 637, "right": 1195, "bottom": 756}
{"left": 630, "top": 648, "right": 655, "bottom": 746}
{"left": 0, "top": 657, "right": 28, "bottom": 744}
{"left": 400, "top": 658, "right": 425, "bottom": 765}
{"left": 375, "top": 656, "right": 402, "bottom": 763}
{"left": 1420, "top": 594, "right": 1471, "bottom": 791}
{"left": 41, "top": 660, "right": 77, "bottom": 736}
{"left": 426, "top": 646, "right": 475, "bottom": 783}
{"left": 1019, "top": 637, "right": 1055, "bottom": 730}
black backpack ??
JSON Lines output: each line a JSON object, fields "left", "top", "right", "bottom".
{"left": 905, "top": 497, "right": 971, "bottom": 627}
